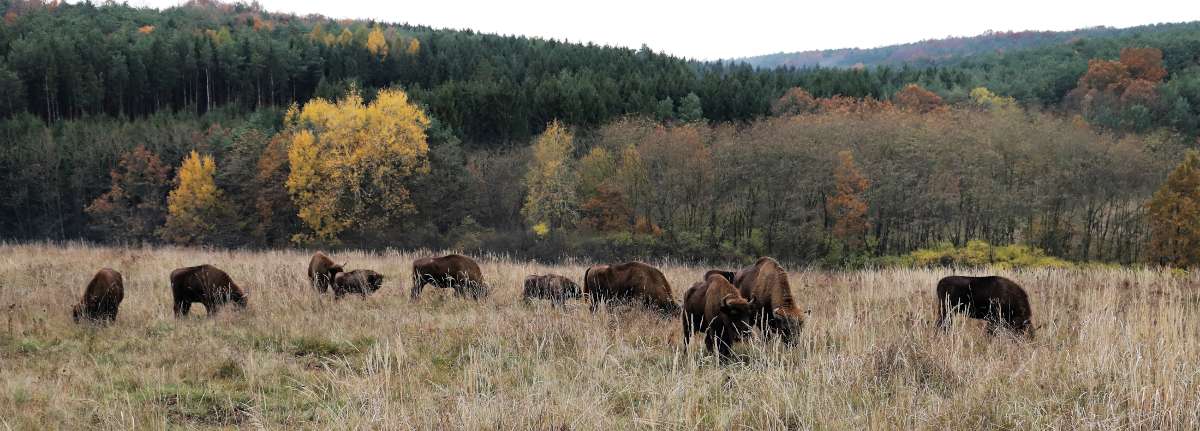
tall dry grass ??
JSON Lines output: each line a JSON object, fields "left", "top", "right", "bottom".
{"left": 1, "top": 242, "right": 1198, "bottom": 429}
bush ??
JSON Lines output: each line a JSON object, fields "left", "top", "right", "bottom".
{"left": 897, "top": 240, "right": 1071, "bottom": 269}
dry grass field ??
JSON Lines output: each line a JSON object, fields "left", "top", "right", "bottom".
{"left": 1, "top": 242, "right": 1199, "bottom": 429}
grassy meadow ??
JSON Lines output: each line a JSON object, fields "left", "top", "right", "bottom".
{"left": 1, "top": 242, "right": 1198, "bottom": 429}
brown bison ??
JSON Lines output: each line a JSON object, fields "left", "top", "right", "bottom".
{"left": 936, "top": 275, "right": 1032, "bottom": 335}
{"left": 333, "top": 269, "right": 384, "bottom": 299}
{"left": 411, "top": 254, "right": 488, "bottom": 300}
{"left": 170, "top": 265, "right": 247, "bottom": 317}
{"left": 703, "top": 269, "right": 736, "bottom": 284}
{"left": 583, "top": 262, "right": 679, "bottom": 315}
{"left": 72, "top": 268, "right": 125, "bottom": 324}
{"left": 522, "top": 274, "right": 582, "bottom": 306}
{"left": 308, "top": 252, "right": 344, "bottom": 293}
{"left": 734, "top": 257, "right": 807, "bottom": 344}
{"left": 682, "top": 273, "right": 755, "bottom": 359}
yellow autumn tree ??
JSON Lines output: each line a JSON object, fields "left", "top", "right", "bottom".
{"left": 969, "top": 87, "right": 1019, "bottom": 111}
{"left": 406, "top": 38, "right": 421, "bottom": 55}
{"left": 1147, "top": 151, "right": 1200, "bottom": 267}
{"left": 522, "top": 121, "right": 579, "bottom": 233}
{"left": 365, "top": 26, "right": 388, "bottom": 57}
{"left": 285, "top": 87, "right": 431, "bottom": 244}
{"left": 161, "top": 151, "right": 229, "bottom": 245}
{"left": 828, "top": 150, "right": 870, "bottom": 249}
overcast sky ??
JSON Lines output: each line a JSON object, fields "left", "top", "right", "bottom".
{"left": 115, "top": 0, "right": 1200, "bottom": 60}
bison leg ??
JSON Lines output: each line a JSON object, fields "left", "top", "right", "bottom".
{"left": 681, "top": 314, "right": 695, "bottom": 348}
{"left": 716, "top": 326, "right": 737, "bottom": 361}
{"left": 173, "top": 300, "right": 192, "bottom": 318}
{"left": 936, "top": 302, "right": 953, "bottom": 331}
{"left": 410, "top": 275, "right": 426, "bottom": 299}
{"left": 205, "top": 301, "right": 221, "bottom": 317}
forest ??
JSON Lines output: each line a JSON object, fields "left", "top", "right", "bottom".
{"left": 2, "top": 0, "right": 1200, "bottom": 267}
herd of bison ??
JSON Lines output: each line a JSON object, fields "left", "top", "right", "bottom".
{"left": 70, "top": 253, "right": 1034, "bottom": 359}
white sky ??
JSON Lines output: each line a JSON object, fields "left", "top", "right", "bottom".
{"left": 113, "top": 0, "right": 1200, "bottom": 60}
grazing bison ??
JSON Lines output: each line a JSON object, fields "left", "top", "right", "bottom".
{"left": 583, "top": 262, "right": 679, "bottom": 315}
{"left": 936, "top": 275, "right": 1032, "bottom": 335}
{"left": 72, "top": 268, "right": 125, "bottom": 324}
{"left": 682, "top": 273, "right": 755, "bottom": 359}
{"left": 308, "top": 252, "right": 344, "bottom": 293}
{"left": 522, "top": 274, "right": 582, "bottom": 306}
{"left": 333, "top": 269, "right": 384, "bottom": 299}
{"left": 734, "top": 257, "right": 807, "bottom": 344}
{"left": 170, "top": 265, "right": 247, "bottom": 317}
{"left": 703, "top": 269, "right": 736, "bottom": 284}
{"left": 411, "top": 254, "right": 488, "bottom": 300}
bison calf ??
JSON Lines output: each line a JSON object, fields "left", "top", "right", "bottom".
{"left": 936, "top": 275, "right": 1032, "bottom": 335}
{"left": 583, "top": 262, "right": 679, "bottom": 315}
{"left": 682, "top": 273, "right": 754, "bottom": 359}
{"left": 171, "top": 265, "right": 247, "bottom": 317}
{"left": 308, "top": 252, "right": 344, "bottom": 293}
{"left": 333, "top": 269, "right": 384, "bottom": 299}
{"left": 72, "top": 268, "right": 125, "bottom": 324}
{"left": 522, "top": 274, "right": 581, "bottom": 306}
{"left": 412, "top": 254, "right": 489, "bottom": 300}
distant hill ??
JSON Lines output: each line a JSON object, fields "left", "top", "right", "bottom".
{"left": 736, "top": 22, "right": 1200, "bottom": 68}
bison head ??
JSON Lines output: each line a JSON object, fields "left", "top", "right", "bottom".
{"left": 771, "top": 305, "right": 808, "bottom": 343}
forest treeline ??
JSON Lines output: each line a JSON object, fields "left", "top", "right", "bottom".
{"left": 2, "top": 0, "right": 1200, "bottom": 266}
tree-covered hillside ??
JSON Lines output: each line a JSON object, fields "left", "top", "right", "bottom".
{"left": 738, "top": 22, "right": 1200, "bottom": 69}
{"left": 3, "top": 0, "right": 1200, "bottom": 267}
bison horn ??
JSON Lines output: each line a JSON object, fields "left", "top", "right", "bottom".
{"left": 721, "top": 294, "right": 736, "bottom": 307}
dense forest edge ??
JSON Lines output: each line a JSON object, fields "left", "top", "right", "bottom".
{"left": 3, "top": 0, "right": 1200, "bottom": 268}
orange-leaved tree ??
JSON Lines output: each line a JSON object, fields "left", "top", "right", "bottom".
{"left": 828, "top": 150, "right": 870, "bottom": 249}
{"left": 161, "top": 150, "right": 230, "bottom": 245}
{"left": 285, "top": 87, "right": 430, "bottom": 244}
{"left": 771, "top": 87, "right": 817, "bottom": 116}
{"left": 893, "top": 84, "right": 942, "bottom": 113}
{"left": 1147, "top": 151, "right": 1200, "bottom": 267}
{"left": 86, "top": 145, "right": 171, "bottom": 243}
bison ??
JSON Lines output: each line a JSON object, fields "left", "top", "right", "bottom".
{"left": 703, "top": 269, "right": 736, "bottom": 284}
{"left": 308, "top": 252, "right": 344, "bottom": 293}
{"left": 734, "top": 257, "right": 808, "bottom": 344}
{"left": 936, "top": 275, "right": 1032, "bottom": 335}
{"left": 583, "top": 262, "right": 679, "bottom": 315}
{"left": 522, "top": 274, "right": 582, "bottom": 306}
{"left": 411, "top": 254, "right": 488, "bottom": 300}
{"left": 333, "top": 269, "right": 384, "bottom": 299}
{"left": 170, "top": 264, "right": 247, "bottom": 317}
{"left": 682, "top": 273, "right": 755, "bottom": 359}
{"left": 72, "top": 268, "right": 125, "bottom": 324}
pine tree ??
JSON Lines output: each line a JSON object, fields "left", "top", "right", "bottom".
{"left": 678, "top": 92, "right": 704, "bottom": 122}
